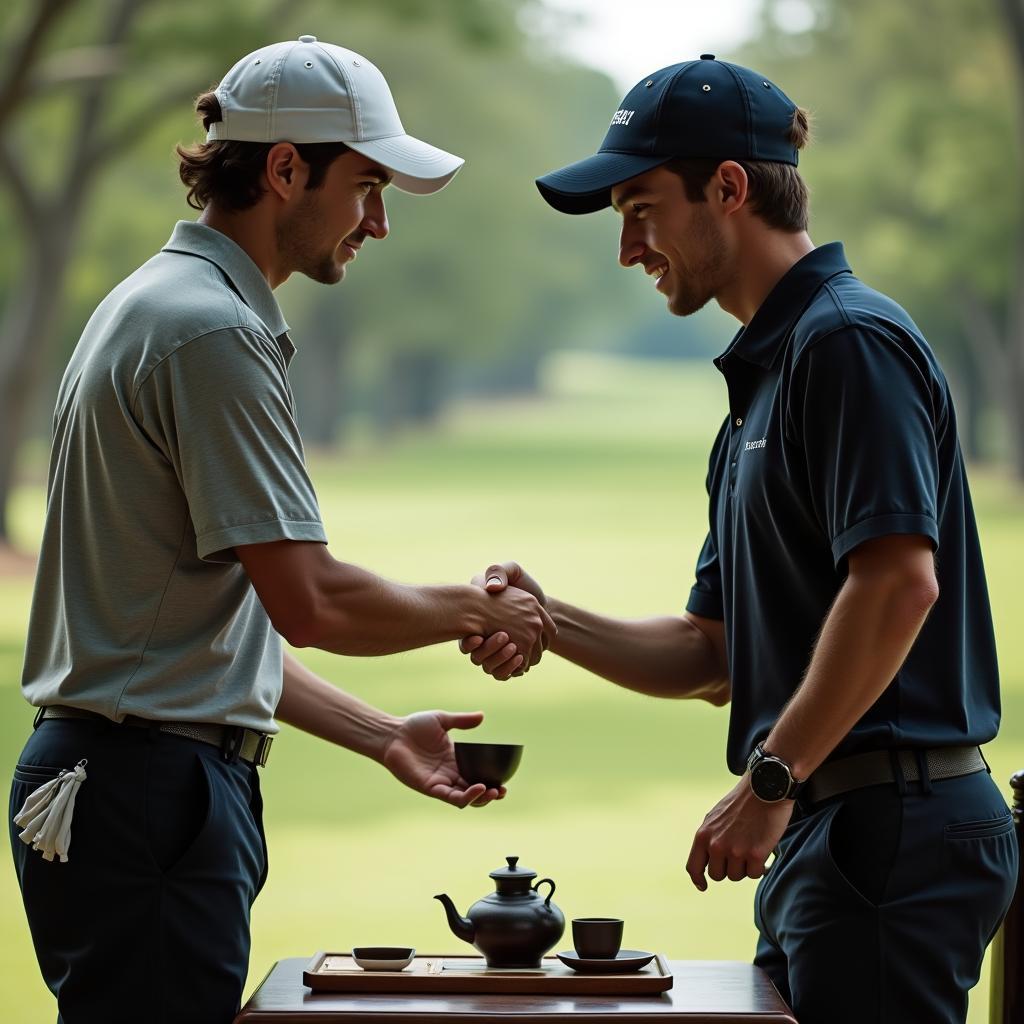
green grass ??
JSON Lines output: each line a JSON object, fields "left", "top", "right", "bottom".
{"left": 1, "top": 354, "right": 1022, "bottom": 1022}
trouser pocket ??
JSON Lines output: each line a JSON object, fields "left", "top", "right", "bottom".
{"left": 13, "top": 764, "right": 65, "bottom": 786}
{"left": 144, "top": 746, "right": 211, "bottom": 873}
{"left": 825, "top": 784, "right": 903, "bottom": 906}
{"left": 943, "top": 810, "right": 1018, "bottom": 945}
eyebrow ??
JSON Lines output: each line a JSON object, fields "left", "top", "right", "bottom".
{"left": 359, "top": 165, "right": 394, "bottom": 186}
{"left": 610, "top": 185, "right": 650, "bottom": 213}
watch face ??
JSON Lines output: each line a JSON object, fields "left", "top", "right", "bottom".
{"left": 752, "top": 759, "right": 791, "bottom": 801}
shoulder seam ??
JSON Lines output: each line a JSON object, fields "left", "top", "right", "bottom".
{"left": 819, "top": 280, "right": 853, "bottom": 328}
{"left": 130, "top": 324, "right": 276, "bottom": 412}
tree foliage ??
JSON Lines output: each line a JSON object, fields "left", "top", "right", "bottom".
{"left": 0, "top": 0, "right": 666, "bottom": 542}
{"left": 737, "top": 0, "right": 1022, "bottom": 466}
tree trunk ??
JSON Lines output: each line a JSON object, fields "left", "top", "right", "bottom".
{"left": 495, "top": 349, "right": 544, "bottom": 395}
{"left": 374, "top": 350, "right": 448, "bottom": 435}
{"left": 0, "top": 0, "right": 146, "bottom": 545}
{"left": 0, "top": 234, "right": 73, "bottom": 542}
{"left": 1007, "top": 191, "right": 1024, "bottom": 479}
{"left": 956, "top": 286, "right": 1022, "bottom": 473}
{"left": 1010, "top": 328, "right": 1024, "bottom": 479}
{"left": 998, "top": 0, "right": 1024, "bottom": 480}
{"left": 946, "top": 355, "right": 981, "bottom": 463}
{"left": 403, "top": 351, "right": 446, "bottom": 425}
{"left": 290, "top": 320, "right": 351, "bottom": 447}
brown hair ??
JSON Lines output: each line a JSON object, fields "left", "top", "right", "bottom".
{"left": 666, "top": 107, "right": 813, "bottom": 231}
{"left": 176, "top": 91, "right": 352, "bottom": 211}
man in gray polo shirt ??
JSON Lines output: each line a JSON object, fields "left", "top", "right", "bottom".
{"left": 10, "top": 37, "right": 553, "bottom": 1024}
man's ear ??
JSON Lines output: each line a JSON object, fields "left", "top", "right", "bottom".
{"left": 713, "top": 160, "right": 749, "bottom": 215}
{"left": 265, "top": 143, "right": 307, "bottom": 202}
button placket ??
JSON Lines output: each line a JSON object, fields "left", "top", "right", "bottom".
{"left": 728, "top": 414, "right": 745, "bottom": 495}
{"left": 724, "top": 370, "right": 749, "bottom": 499}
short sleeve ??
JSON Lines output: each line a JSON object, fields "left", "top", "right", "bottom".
{"left": 134, "top": 327, "right": 327, "bottom": 562}
{"left": 788, "top": 328, "right": 940, "bottom": 568}
{"left": 687, "top": 531, "right": 724, "bottom": 619}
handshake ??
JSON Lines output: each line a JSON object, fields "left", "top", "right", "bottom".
{"left": 460, "top": 561, "right": 554, "bottom": 682}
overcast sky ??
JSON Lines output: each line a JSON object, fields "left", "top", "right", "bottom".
{"left": 530, "top": 0, "right": 764, "bottom": 92}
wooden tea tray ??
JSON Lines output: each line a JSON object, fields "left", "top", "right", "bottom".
{"left": 303, "top": 952, "right": 673, "bottom": 995}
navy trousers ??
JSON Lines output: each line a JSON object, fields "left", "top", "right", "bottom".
{"left": 9, "top": 717, "right": 268, "bottom": 1024}
{"left": 754, "top": 766, "right": 1019, "bottom": 1023}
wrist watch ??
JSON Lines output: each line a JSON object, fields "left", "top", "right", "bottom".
{"left": 746, "top": 743, "right": 804, "bottom": 802}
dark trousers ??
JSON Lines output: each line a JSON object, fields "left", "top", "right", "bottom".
{"left": 754, "top": 767, "right": 1019, "bottom": 1023}
{"left": 9, "top": 717, "right": 268, "bottom": 1024}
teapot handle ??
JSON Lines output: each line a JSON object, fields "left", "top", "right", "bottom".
{"left": 532, "top": 877, "right": 556, "bottom": 906}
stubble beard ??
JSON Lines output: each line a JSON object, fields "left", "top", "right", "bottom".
{"left": 667, "top": 205, "right": 728, "bottom": 318}
{"left": 277, "top": 191, "right": 345, "bottom": 285}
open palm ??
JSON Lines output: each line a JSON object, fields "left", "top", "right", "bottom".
{"left": 381, "top": 711, "right": 506, "bottom": 809}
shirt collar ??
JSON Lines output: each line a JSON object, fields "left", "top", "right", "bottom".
{"left": 162, "top": 221, "right": 290, "bottom": 338}
{"left": 715, "top": 242, "right": 852, "bottom": 373}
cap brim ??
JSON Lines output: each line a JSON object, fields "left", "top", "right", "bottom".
{"left": 348, "top": 134, "right": 464, "bottom": 195}
{"left": 536, "top": 152, "right": 671, "bottom": 214}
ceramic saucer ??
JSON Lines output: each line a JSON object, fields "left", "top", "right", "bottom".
{"left": 556, "top": 949, "right": 656, "bottom": 974}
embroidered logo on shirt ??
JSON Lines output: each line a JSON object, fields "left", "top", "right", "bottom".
{"left": 744, "top": 437, "right": 767, "bottom": 451}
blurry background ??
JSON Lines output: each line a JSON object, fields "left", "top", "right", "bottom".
{"left": 0, "top": 0, "right": 1022, "bottom": 1020}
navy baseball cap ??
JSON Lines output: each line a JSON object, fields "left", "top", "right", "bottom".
{"left": 536, "top": 54, "right": 800, "bottom": 215}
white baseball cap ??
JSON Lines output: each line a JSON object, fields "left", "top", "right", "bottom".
{"left": 207, "top": 35, "right": 464, "bottom": 195}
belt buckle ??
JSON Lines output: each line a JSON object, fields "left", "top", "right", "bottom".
{"left": 253, "top": 734, "right": 273, "bottom": 769}
{"left": 221, "top": 726, "right": 244, "bottom": 764}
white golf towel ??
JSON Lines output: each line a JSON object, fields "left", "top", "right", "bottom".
{"left": 13, "top": 760, "right": 88, "bottom": 863}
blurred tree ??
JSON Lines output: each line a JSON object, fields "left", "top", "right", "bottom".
{"left": 1, "top": 0, "right": 662, "bottom": 545}
{"left": 739, "top": 0, "right": 1021, "bottom": 470}
{"left": 994, "top": 0, "right": 1024, "bottom": 478}
{"left": 0, "top": 0, "right": 309, "bottom": 550}
{"left": 0, "top": 0, "right": 678, "bottom": 550}
{"left": 0, "top": 1, "right": 76, "bottom": 131}
{"left": 277, "top": 2, "right": 657, "bottom": 443}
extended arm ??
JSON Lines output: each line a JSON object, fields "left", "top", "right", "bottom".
{"left": 545, "top": 598, "right": 729, "bottom": 704}
{"left": 275, "top": 649, "right": 505, "bottom": 808}
{"left": 275, "top": 647, "right": 399, "bottom": 756}
{"left": 237, "top": 541, "right": 554, "bottom": 667}
{"left": 462, "top": 561, "right": 729, "bottom": 703}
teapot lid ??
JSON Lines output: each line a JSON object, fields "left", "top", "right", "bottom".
{"left": 489, "top": 855, "right": 537, "bottom": 881}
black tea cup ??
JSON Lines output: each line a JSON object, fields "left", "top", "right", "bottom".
{"left": 572, "top": 917, "right": 624, "bottom": 959}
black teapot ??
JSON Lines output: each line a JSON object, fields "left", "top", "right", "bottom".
{"left": 435, "top": 855, "right": 565, "bottom": 968}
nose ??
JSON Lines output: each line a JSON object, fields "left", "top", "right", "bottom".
{"left": 618, "top": 221, "right": 645, "bottom": 269}
{"left": 363, "top": 191, "right": 389, "bottom": 240}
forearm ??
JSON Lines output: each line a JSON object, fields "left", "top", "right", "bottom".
{"left": 548, "top": 597, "right": 729, "bottom": 703}
{"left": 765, "top": 567, "right": 938, "bottom": 780}
{"left": 274, "top": 649, "right": 400, "bottom": 760}
{"left": 289, "top": 558, "right": 487, "bottom": 655}
{"left": 238, "top": 542, "right": 551, "bottom": 660}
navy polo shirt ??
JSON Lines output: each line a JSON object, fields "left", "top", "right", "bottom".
{"left": 686, "top": 243, "right": 1000, "bottom": 775}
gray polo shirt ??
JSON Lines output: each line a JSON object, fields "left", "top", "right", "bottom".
{"left": 22, "top": 221, "right": 327, "bottom": 732}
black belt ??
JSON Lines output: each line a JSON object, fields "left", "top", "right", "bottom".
{"left": 36, "top": 705, "right": 273, "bottom": 768}
{"left": 803, "top": 746, "right": 985, "bottom": 804}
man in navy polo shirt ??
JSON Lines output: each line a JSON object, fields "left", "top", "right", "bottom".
{"left": 464, "top": 56, "right": 1017, "bottom": 1022}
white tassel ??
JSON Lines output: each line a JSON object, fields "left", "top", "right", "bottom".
{"left": 13, "top": 760, "right": 88, "bottom": 863}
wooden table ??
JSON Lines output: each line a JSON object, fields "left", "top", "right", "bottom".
{"left": 234, "top": 957, "right": 797, "bottom": 1023}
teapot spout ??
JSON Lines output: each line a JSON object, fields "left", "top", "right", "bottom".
{"left": 434, "top": 893, "right": 475, "bottom": 944}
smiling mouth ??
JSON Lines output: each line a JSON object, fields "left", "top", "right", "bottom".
{"left": 647, "top": 264, "right": 669, "bottom": 286}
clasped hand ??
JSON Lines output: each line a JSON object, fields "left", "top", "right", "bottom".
{"left": 461, "top": 561, "right": 550, "bottom": 680}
